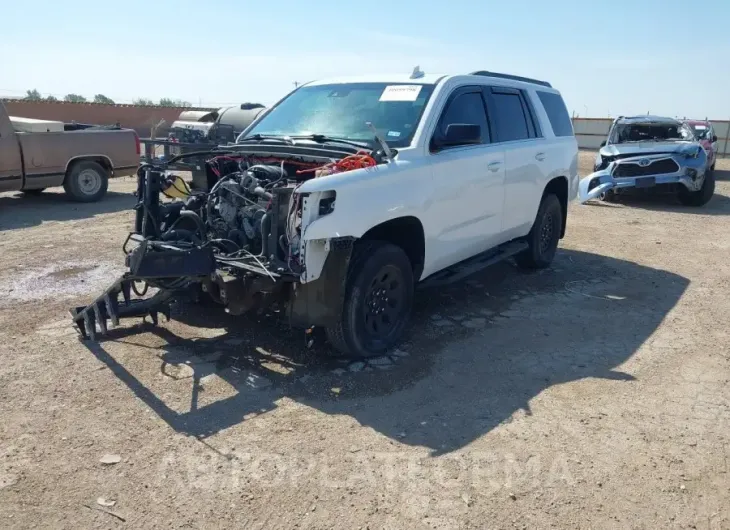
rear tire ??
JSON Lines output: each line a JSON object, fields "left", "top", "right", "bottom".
{"left": 678, "top": 170, "right": 714, "bottom": 207}
{"left": 326, "top": 241, "right": 414, "bottom": 358}
{"left": 63, "top": 161, "right": 109, "bottom": 202}
{"left": 515, "top": 193, "right": 563, "bottom": 270}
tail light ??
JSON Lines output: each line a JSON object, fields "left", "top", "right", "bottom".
{"left": 133, "top": 132, "right": 140, "bottom": 155}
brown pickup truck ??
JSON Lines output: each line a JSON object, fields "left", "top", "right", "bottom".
{"left": 0, "top": 101, "right": 140, "bottom": 202}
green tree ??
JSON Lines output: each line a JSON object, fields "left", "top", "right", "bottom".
{"left": 133, "top": 98, "right": 155, "bottom": 106}
{"left": 63, "top": 94, "right": 87, "bottom": 103}
{"left": 159, "top": 98, "right": 192, "bottom": 107}
{"left": 45, "top": 95, "right": 59, "bottom": 102}
{"left": 93, "top": 94, "right": 115, "bottom": 105}
{"left": 24, "top": 89, "right": 42, "bottom": 101}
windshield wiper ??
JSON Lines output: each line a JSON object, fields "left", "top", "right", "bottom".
{"left": 289, "top": 134, "right": 371, "bottom": 150}
{"left": 237, "top": 134, "right": 294, "bottom": 145}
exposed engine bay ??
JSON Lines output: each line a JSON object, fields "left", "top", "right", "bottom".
{"left": 155, "top": 148, "right": 377, "bottom": 277}
{"left": 69, "top": 143, "right": 386, "bottom": 341}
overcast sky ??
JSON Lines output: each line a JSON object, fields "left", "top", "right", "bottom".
{"left": 2, "top": 0, "right": 729, "bottom": 118}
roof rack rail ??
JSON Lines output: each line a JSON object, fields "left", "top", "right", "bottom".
{"left": 469, "top": 70, "right": 552, "bottom": 88}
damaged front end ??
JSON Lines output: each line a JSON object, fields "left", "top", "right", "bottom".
{"left": 579, "top": 146, "right": 707, "bottom": 203}
{"left": 70, "top": 144, "right": 384, "bottom": 340}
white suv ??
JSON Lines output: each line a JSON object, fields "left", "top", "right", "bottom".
{"left": 273, "top": 70, "right": 579, "bottom": 355}
{"left": 73, "top": 69, "right": 579, "bottom": 358}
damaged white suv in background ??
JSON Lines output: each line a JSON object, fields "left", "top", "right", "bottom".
{"left": 580, "top": 115, "right": 714, "bottom": 206}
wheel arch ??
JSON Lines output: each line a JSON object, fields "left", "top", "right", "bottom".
{"left": 359, "top": 216, "right": 426, "bottom": 281}
{"left": 64, "top": 155, "right": 113, "bottom": 181}
{"left": 543, "top": 176, "right": 569, "bottom": 238}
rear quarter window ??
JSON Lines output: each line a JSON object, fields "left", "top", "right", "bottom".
{"left": 537, "top": 91, "right": 574, "bottom": 137}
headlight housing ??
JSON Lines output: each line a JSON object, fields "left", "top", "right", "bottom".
{"left": 594, "top": 154, "right": 612, "bottom": 171}
{"left": 318, "top": 191, "right": 336, "bottom": 216}
{"left": 683, "top": 146, "right": 703, "bottom": 159}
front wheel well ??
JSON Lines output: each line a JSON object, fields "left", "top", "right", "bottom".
{"left": 358, "top": 216, "right": 425, "bottom": 281}
{"left": 65, "top": 156, "right": 112, "bottom": 180}
{"left": 543, "top": 176, "right": 568, "bottom": 238}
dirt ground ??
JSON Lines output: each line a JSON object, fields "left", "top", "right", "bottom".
{"left": 0, "top": 152, "right": 728, "bottom": 529}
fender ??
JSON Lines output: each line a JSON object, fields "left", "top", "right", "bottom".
{"left": 297, "top": 159, "right": 430, "bottom": 283}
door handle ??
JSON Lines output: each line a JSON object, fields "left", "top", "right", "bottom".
{"left": 535, "top": 152, "right": 546, "bottom": 162}
{"left": 488, "top": 161, "right": 501, "bottom": 172}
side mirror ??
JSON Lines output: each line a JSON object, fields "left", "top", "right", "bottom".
{"left": 712, "top": 134, "right": 718, "bottom": 143}
{"left": 438, "top": 123, "right": 481, "bottom": 149}
{"left": 599, "top": 140, "right": 607, "bottom": 148}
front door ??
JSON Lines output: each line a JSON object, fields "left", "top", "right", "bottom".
{"left": 425, "top": 86, "right": 505, "bottom": 275}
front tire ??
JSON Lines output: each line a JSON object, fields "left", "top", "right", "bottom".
{"left": 678, "top": 170, "right": 714, "bottom": 207}
{"left": 63, "top": 161, "right": 109, "bottom": 202}
{"left": 326, "top": 241, "right": 414, "bottom": 357}
{"left": 515, "top": 193, "right": 563, "bottom": 270}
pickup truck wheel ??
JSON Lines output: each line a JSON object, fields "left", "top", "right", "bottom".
{"left": 63, "top": 161, "right": 109, "bottom": 202}
{"left": 326, "top": 242, "right": 414, "bottom": 358}
{"left": 678, "top": 170, "right": 715, "bottom": 207}
{"left": 515, "top": 193, "right": 562, "bottom": 270}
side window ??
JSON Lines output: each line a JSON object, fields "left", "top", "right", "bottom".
{"left": 487, "top": 88, "right": 531, "bottom": 142}
{"left": 536, "top": 91, "right": 574, "bottom": 137}
{"left": 436, "top": 91, "right": 490, "bottom": 144}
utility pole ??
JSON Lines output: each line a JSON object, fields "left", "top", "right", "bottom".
{"left": 293, "top": 81, "right": 299, "bottom": 88}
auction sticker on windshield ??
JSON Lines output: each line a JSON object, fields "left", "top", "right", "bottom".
{"left": 379, "top": 85, "right": 423, "bottom": 102}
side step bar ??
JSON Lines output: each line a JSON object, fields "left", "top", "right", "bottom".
{"left": 419, "top": 240, "right": 528, "bottom": 288}
{"left": 70, "top": 274, "right": 173, "bottom": 340}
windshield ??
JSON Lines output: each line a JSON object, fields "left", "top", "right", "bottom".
{"left": 240, "top": 82, "right": 435, "bottom": 148}
{"left": 689, "top": 124, "right": 709, "bottom": 140}
{"left": 611, "top": 122, "right": 695, "bottom": 144}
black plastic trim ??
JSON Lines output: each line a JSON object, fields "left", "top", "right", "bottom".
{"left": 470, "top": 70, "right": 552, "bottom": 88}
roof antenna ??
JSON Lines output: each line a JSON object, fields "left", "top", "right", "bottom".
{"left": 410, "top": 66, "right": 424, "bottom": 80}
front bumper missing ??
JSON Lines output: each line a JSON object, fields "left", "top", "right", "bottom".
{"left": 579, "top": 157, "right": 706, "bottom": 203}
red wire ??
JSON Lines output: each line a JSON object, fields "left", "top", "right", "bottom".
{"left": 295, "top": 151, "right": 377, "bottom": 175}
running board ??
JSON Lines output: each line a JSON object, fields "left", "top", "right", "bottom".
{"left": 70, "top": 274, "right": 173, "bottom": 340}
{"left": 419, "top": 240, "right": 528, "bottom": 288}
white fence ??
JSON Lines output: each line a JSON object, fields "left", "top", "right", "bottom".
{"left": 572, "top": 118, "right": 730, "bottom": 156}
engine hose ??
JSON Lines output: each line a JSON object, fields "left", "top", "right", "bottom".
{"left": 177, "top": 210, "right": 206, "bottom": 240}
{"left": 132, "top": 280, "right": 148, "bottom": 297}
{"left": 260, "top": 212, "right": 271, "bottom": 258}
{"left": 161, "top": 229, "right": 201, "bottom": 245}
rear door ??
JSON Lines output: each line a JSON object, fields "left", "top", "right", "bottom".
{"left": 0, "top": 104, "right": 23, "bottom": 192}
{"left": 426, "top": 85, "right": 505, "bottom": 272}
{"left": 484, "top": 86, "right": 545, "bottom": 238}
